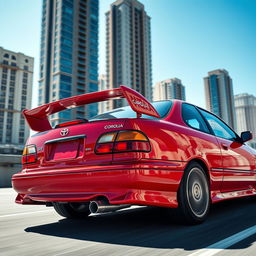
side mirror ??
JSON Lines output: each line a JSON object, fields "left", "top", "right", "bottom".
{"left": 240, "top": 131, "right": 253, "bottom": 143}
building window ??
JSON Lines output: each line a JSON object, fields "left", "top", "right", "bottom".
{"left": 89, "top": 82, "right": 98, "bottom": 92}
{"left": 89, "top": 74, "right": 97, "bottom": 81}
{"left": 60, "top": 65, "right": 72, "bottom": 74}
{"left": 60, "top": 74, "right": 72, "bottom": 83}
{"left": 59, "top": 90, "right": 71, "bottom": 99}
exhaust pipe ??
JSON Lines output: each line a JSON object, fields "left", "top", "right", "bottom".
{"left": 89, "top": 200, "right": 130, "bottom": 214}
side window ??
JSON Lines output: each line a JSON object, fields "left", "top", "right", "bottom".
{"left": 199, "top": 109, "right": 238, "bottom": 141}
{"left": 182, "top": 104, "right": 210, "bottom": 133}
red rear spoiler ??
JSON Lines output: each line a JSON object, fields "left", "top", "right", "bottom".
{"left": 23, "top": 85, "right": 160, "bottom": 132}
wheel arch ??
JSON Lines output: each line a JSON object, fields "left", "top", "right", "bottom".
{"left": 177, "top": 158, "right": 212, "bottom": 223}
{"left": 183, "top": 158, "right": 212, "bottom": 187}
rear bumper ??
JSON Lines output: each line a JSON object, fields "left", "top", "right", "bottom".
{"left": 12, "top": 161, "right": 185, "bottom": 208}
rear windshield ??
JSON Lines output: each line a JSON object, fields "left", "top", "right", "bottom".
{"left": 90, "top": 101, "right": 172, "bottom": 121}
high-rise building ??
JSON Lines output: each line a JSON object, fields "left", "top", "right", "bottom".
{"left": 106, "top": 0, "right": 152, "bottom": 109}
{"left": 204, "top": 69, "right": 236, "bottom": 129}
{"left": 39, "top": 0, "right": 99, "bottom": 125}
{"left": 154, "top": 78, "right": 186, "bottom": 101}
{"left": 235, "top": 93, "right": 256, "bottom": 148}
{"left": 0, "top": 47, "right": 33, "bottom": 154}
{"left": 98, "top": 74, "right": 108, "bottom": 114}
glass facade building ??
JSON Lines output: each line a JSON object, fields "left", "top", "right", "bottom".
{"left": 39, "top": 0, "right": 99, "bottom": 125}
{"left": 204, "top": 69, "right": 236, "bottom": 130}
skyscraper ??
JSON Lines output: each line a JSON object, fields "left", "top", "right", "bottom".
{"left": 204, "top": 69, "right": 236, "bottom": 129}
{"left": 235, "top": 93, "right": 256, "bottom": 148}
{"left": 98, "top": 74, "right": 108, "bottom": 114}
{"left": 0, "top": 47, "right": 33, "bottom": 154}
{"left": 106, "top": 0, "right": 152, "bottom": 109}
{"left": 39, "top": 0, "right": 99, "bottom": 124}
{"left": 154, "top": 78, "right": 186, "bottom": 101}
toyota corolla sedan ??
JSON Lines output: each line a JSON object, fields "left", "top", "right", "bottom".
{"left": 12, "top": 86, "right": 256, "bottom": 224}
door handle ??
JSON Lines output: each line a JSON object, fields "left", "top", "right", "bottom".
{"left": 221, "top": 143, "right": 228, "bottom": 150}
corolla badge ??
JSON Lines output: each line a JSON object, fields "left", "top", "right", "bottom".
{"left": 104, "top": 124, "right": 124, "bottom": 129}
{"left": 60, "top": 128, "right": 69, "bottom": 136}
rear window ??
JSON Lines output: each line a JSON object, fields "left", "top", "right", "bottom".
{"left": 90, "top": 101, "right": 173, "bottom": 121}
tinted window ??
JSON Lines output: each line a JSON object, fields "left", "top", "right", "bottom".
{"left": 199, "top": 109, "right": 238, "bottom": 141}
{"left": 90, "top": 101, "right": 172, "bottom": 121}
{"left": 182, "top": 104, "right": 210, "bottom": 133}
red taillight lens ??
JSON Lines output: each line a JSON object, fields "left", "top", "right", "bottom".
{"left": 113, "top": 141, "right": 151, "bottom": 152}
{"left": 95, "top": 130, "right": 150, "bottom": 154}
{"left": 22, "top": 145, "right": 37, "bottom": 164}
{"left": 22, "top": 156, "right": 27, "bottom": 164}
{"left": 95, "top": 142, "right": 114, "bottom": 154}
{"left": 114, "top": 142, "right": 128, "bottom": 151}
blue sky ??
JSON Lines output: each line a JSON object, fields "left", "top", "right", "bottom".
{"left": 0, "top": 0, "right": 255, "bottom": 108}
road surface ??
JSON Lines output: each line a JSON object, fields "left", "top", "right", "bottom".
{"left": 0, "top": 188, "right": 256, "bottom": 256}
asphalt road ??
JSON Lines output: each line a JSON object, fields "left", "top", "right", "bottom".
{"left": 1, "top": 188, "right": 256, "bottom": 256}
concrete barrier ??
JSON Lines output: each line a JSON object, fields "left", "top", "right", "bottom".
{"left": 0, "top": 154, "right": 21, "bottom": 188}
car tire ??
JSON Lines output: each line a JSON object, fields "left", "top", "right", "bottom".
{"left": 53, "top": 202, "right": 90, "bottom": 219}
{"left": 178, "top": 162, "right": 210, "bottom": 224}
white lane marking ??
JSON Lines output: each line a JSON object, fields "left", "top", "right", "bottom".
{"left": 188, "top": 225, "right": 256, "bottom": 256}
{"left": 0, "top": 209, "right": 53, "bottom": 218}
{"left": 0, "top": 205, "right": 145, "bottom": 219}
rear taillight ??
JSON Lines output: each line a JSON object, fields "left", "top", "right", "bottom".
{"left": 95, "top": 130, "right": 150, "bottom": 154}
{"left": 22, "top": 145, "right": 37, "bottom": 164}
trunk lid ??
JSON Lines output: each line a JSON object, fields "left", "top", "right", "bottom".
{"left": 24, "top": 119, "right": 130, "bottom": 172}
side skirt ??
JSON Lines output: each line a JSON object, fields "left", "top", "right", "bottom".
{"left": 211, "top": 188, "right": 256, "bottom": 203}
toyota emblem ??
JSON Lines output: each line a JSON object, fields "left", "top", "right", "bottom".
{"left": 60, "top": 128, "right": 69, "bottom": 136}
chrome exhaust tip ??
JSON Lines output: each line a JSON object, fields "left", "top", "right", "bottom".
{"left": 89, "top": 201, "right": 100, "bottom": 214}
{"left": 89, "top": 200, "right": 130, "bottom": 214}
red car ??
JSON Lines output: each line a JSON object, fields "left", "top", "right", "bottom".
{"left": 12, "top": 86, "right": 256, "bottom": 224}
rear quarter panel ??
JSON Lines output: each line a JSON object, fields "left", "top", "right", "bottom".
{"left": 126, "top": 101, "right": 224, "bottom": 201}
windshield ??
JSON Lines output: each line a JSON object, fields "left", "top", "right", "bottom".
{"left": 89, "top": 101, "right": 172, "bottom": 121}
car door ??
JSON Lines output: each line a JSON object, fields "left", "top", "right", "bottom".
{"left": 199, "top": 109, "right": 255, "bottom": 192}
{"left": 181, "top": 103, "right": 224, "bottom": 194}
